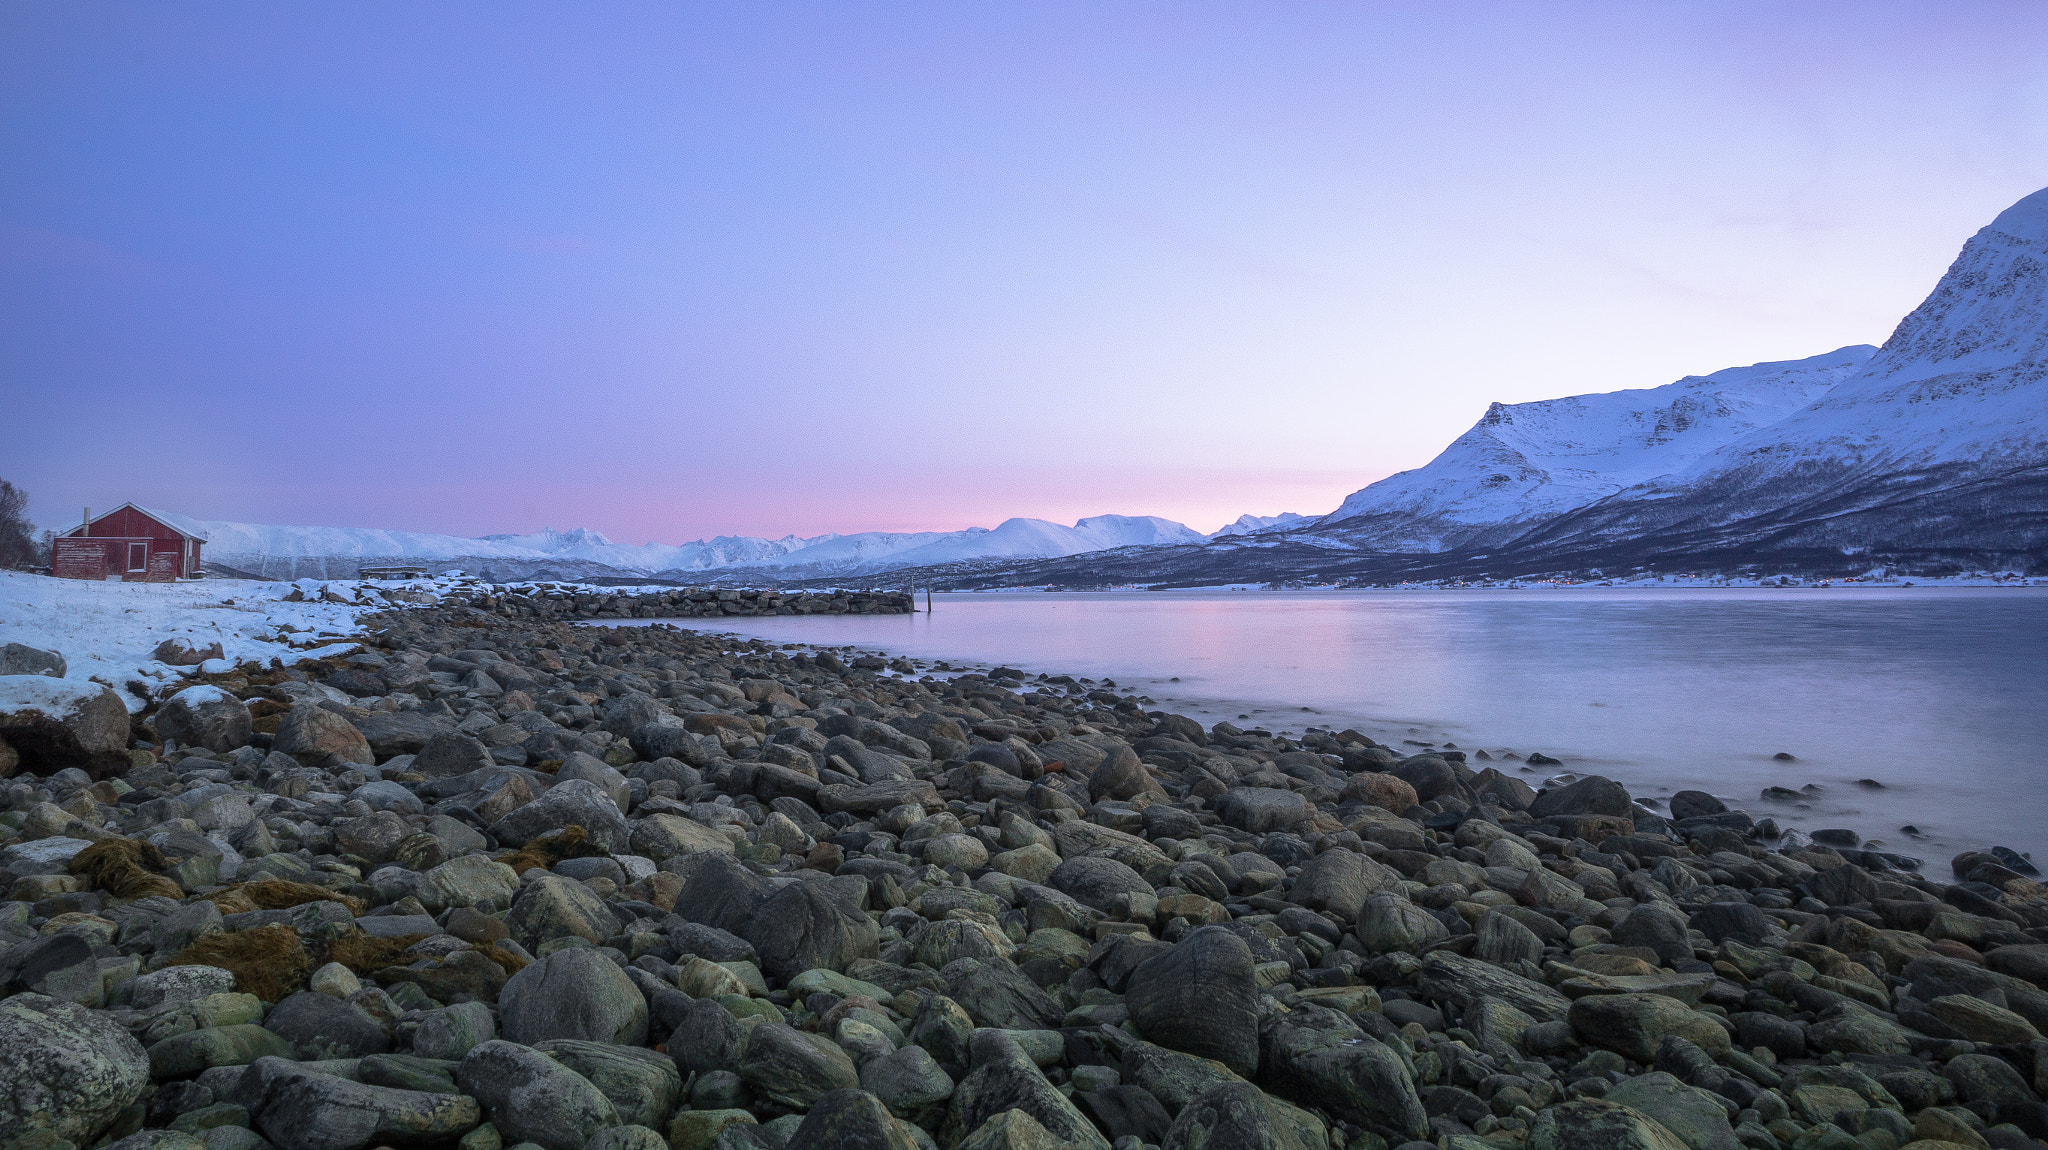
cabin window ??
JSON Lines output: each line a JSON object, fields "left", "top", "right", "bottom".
{"left": 128, "top": 542, "right": 147, "bottom": 571}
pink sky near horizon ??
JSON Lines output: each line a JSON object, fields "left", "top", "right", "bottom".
{"left": 6, "top": 3, "right": 2048, "bottom": 544}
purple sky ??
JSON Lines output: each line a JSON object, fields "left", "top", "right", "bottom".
{"left": 5, "top": 3, "right": 2048, "bottom": 542}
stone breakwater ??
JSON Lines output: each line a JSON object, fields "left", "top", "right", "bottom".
{"left": 0, "top": 606, "right": 2045, "bottom": 1150}
{"left": 293, "top": 582, "right": 915, "bottom": 621}
{"left": 472, "top": 587, "right": 914, "bottom": 621}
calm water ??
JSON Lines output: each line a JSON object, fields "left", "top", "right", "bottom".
{"left": 608, "top": 588, "right": 2048, "bottom": 864}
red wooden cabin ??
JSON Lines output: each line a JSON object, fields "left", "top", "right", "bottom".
{"left": 53, "top": 504, "right": 206, "bottom": 581}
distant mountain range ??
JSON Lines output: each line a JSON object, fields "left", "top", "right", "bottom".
{"left": 170, "top": 510, "right": 1223, "bottom": 583}
{"left": 171, "top": 187, "right": 2048, "bottom": 586}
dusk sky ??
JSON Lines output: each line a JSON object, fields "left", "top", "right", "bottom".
{"left": 5, "top": 3, "right": 2048, "bottom": 542}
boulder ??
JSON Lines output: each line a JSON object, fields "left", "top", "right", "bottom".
{"left": 1531, "top": 776, "right": 1633, "bottom": 819}
{"left": 1356, "top": 892, "right": 1449, "bottom": 954}
{"left": 411, "top": 1000, "right": 497, "bottom": 1061}
{"left": 506, "top": 874, "right": 617, "bottom": 953}
{"left": 1340, "top": 772, "right": 1417, "bottom": 813}
{"left": 261, "top": 991, "right": 391, "bottom": 1060}
{"left": 1077, "top": 1085, "right": 1174, "bottom": 1145}
{"left": 457, "top": 1041, "right": 620, "bottom": 1150}
{"left": 1391, "top": 755, "right": 1458, "bottom": 802}
{"left": 629, "top": 812, "right": 734, "bottom": 860}
{"left": 1047, "top": 856, "right": 1151, "bottom": 914}
{"left": 0, "top": 993, "right": 151, "bottom": 1147}
{"left": 1287, "top": 849, "right": 1402, "bottom": 919}
{"left": 584, "top": 1127, "right": 668, "bottom": 1150}
{"left": 737, "top": 1023, "right": 862, "bottom": 1109}
{"left": 1090, "top": 745, "right": 1165, "bottom": 801}
{"left": 154, "top": 686, "right": 253, "bottom": 753}
{"left": 786, "top": 1088, "right": 922, "bottom": 1150}
{"left": 534, "top": 1040, "right": 681, "bottom": 1130}
{"left": 555, "top": 752, "right": 629, "bottom": 808}
{"left": 1, "top": 932, "right": 107, "bottom": 1005}
{"left": 0, "top": 642, "right": 65, "bottom": 677}
{"left": 1125, "top": 925, "right": 1261, "bottom": 1076}
{"left": 1984, "top": 944, "right": 2048, "bottom": 988}
{"left": 0, "top": 675, "right": 131, "bottom": 777}
{"left": 1527, "top": 1099, "right": 1693, "bottom": 1150}
{"left": 333, "top": 810, "right": 411, "bottom": 866}
{"left": 414, "top": 853, "right": 521, "bottom": 914}
{"left": 861, "top": 1043, "right": 955, "bottom": 1118}
{"left": 152, "top": 639, "right": 224, "bottom": 666}
{"left": 1612, "top": 902, "right": 1695, "bottom": 967}
{"left": 487, "top": 779, "right": 630, "bottom": 853}
{"left": 499, "top": 948, "right": 649, "bottom": 1046}
{"left": 133, "top": 966, "right": 238, "bottom": 1010}
{"left": 239, "top": 1056, "right": 480, "bottom": 1150}
{"left": 946, "top": 958, "right": 1066, "bottom": 1033}
{"left": 1605, "top": 1072, "right": 1741, "bottom": 1150}
{"left": 749, "top": 871, "right": 884, "bottom": 969}
{"left": 1668, "top": 791, "right": 1727, "bottom": 822}
{"left": 1569, "top": 993, "right": 1731, "bottom": 1061}
{"left": 1421, "top": 951, "right": 1572, "bottom": 1022}
{"left": 271, "top": 704, "right": 374, "bottom": 769}
{"left": 351, "top": 712, "right": 457, "bottom": 758}
{"left": 944, "top": 1029, "right": 1109, "bottom": 1150}
{"left": 667, "top": 850, "right": 774, "bottom": 935}
{"left": 1258, "top": 1006, "right": 1427, "bottom": 1137}
{"left": 1475, "top": 908, "right": 1546, "bottom": 968}
{"left": 1218, "top": 787, "right": 1309, "bottom": 834}
{"left": 1160, "top": 1080, "right": 1326, "bottom": 1150}
{"left": 412, "top": 732, "right": 494, "bottom": 779}
{"left": 954, "top": 1109, "right": 1062, "bottom": 1150}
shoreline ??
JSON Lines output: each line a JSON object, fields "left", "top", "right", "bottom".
{"left": 595, "top": 602, "right": 2031, "bottom": 866}
{"left": 3, "top": 601, "right": 2047, "bottom": 1150}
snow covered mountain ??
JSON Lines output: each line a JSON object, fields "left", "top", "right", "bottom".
{"left": 1210, "top": 513, "right": 1309, "bottom": 538}
{"left": 1507, "top": 186, "right": 2048, "bottom": 561}
{"left": 165, "top": 509, "right": 1208, "bottom": 582}
{"left": 939, "top": 185, "right": 2048, "bottom": 587}
{"left": 1314, "top": 346, "right": 1877, "bottom": 551}
{"left": 475, "top": 527, "right": 831, "bottom": 573}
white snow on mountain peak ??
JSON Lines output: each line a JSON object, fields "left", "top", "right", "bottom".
{"left": 478, "top": 527, "right": 617, "bottom": 551}
{"left": 1211, "top": 513, "right": 1309, "bottom": 538}
{"left": 1651, "top": 187, "right": 2048, "bottom": 486}
{"left": 1320, "top": 345, "right": 1876, "bottom": 548}
{"left": 172, "top": 506, "right": 1211, "bottom": 580}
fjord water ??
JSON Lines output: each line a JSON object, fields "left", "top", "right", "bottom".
{"left": 644, "top": 587, "right": 2048, "bottom": 863}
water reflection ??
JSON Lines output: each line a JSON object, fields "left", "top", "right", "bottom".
{"left": 604, "top": 587, "right": 2048, "bottom": 862}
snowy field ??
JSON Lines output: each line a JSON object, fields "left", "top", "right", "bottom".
{"left": 0, "top": 570, "right": 374, "bottom": 711}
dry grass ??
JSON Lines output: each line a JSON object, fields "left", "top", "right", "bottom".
{"left": 204, "top": 880, "right": 367, "bottom": 918}
{"left": 165, "top": 923, "right": 312, "bottom": 1002}
{"left": 167, "top": 925, "right": 450, "bottom": 1000}
{"left": 68, "top": 837, "right": 183, "bottom": 901}
{"left": 476, "top": 943, "right": 531, "bottom": 975}
{"left": 326, "top": 931, "right": 433, "bottom": 976}
{"left": 495, "top": 824, "right": 604, "bottom": 875}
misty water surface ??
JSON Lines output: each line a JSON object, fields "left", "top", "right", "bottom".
{"left": 606, "top": 587, "right": 2048, "bottom": 864}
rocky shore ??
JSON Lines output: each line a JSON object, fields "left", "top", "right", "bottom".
{"left": 285, "top": 583, "right": 915, "bottom": 621}
{"left": 1, "top": 604, "right": 2046, "bottom": 1150}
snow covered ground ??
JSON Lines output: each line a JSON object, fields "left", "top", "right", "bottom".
{"left": 0, "top": 570, "right": 373, "bottom": 711}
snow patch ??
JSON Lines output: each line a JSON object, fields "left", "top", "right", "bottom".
{"left": 0, "top": 569, "right": 371, "bottom": 712}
